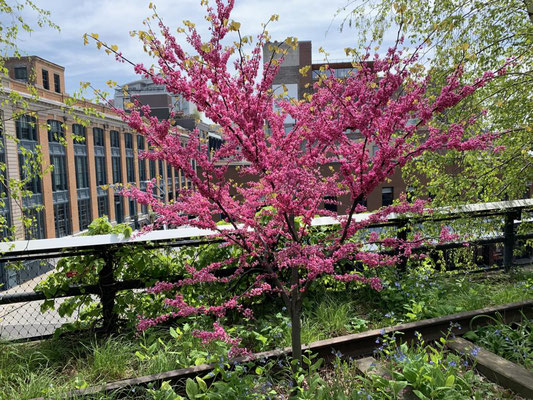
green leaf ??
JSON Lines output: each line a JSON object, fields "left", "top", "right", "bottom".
{"left": 185, "top": 378, "right": 198, "bottom": 399}
{"left": 445, "top": 374, "right": 455, "bottom": 387}
{"left": 413, "top": 390, "right": 429, "bottom": 400}
{"left": 196, "top": 377, "right": 207, "bottom": 392}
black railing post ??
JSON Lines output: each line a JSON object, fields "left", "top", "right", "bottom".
{"left": 98, "top": 250, "right": 118, "bottom": 333}
{"left": 503, "top": 210, "right": 521, "bottom": 272}
{"left": 397, "top": 220, "right": 409, "bottom": 273}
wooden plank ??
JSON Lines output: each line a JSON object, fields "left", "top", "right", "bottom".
{"left": 448, "top": 337, "right": 533, "bottom": 398}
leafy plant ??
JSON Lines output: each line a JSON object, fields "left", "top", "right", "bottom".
{"left": 465, "top": 313, "right": 533, "bottom": 370}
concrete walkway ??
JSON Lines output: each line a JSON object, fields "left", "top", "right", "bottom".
{"left": 0, "top": 270, "right": 80, "bottom": 340}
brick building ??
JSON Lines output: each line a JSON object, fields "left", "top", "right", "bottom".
{"left": 0, "top": 56, "right": 189, "bottom": 241}
{"left": 262, "top": 41, "right": 407, "bottom": 212}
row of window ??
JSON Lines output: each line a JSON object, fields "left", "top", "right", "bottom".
{"left": 10, "top": 115, "right": 188, "bottom": 239}
{"left": 14, "top": 66, "right": 61, "bottom": 93}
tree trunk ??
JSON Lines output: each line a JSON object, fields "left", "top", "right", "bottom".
{"left": 290, "top": 297, "right": 302, "bottom": 369}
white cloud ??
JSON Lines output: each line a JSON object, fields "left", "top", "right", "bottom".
{"left": 11, "top": 0, "right": 397, "bottom": 95}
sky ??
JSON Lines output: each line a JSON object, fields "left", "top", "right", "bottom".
{"left": 9, "top": 0, "right": 393, "bottom": 97}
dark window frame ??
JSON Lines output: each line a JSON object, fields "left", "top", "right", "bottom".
{"left": 110, "top": 130, "right": 120, "bottom": 148}
{"left": 78, "top": 198, "right": 91, "bottom": 231}
{"left": 50, "top": 153, "right": 68, "bottom": 192}
{"left": 382, "top": 187, "right": 394, "bottom": 207}
{"left": 42, "top": 69, "right": 50, "bottom": 90}
{"left": 93, "top": 127, "right": 105, "bottom": 147}
{"left": 16, "top": 115, "right": 37, "bottom": 141}
{"left": 14, "top": 66, "right": 28, "bottom": 81}
{"left": 54, "top": 202, "right": 71, "bottom": 237}
{"left": 47, "top": 119, "right": 64, "bottom": 143}
{"left": 53, "top": 73, "right": 61, "bottom": 93}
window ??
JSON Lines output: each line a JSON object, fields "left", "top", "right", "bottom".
{"left": 50, "top": 154, "right": 68, "bottom": 191}
{"left": 114, "top": 195, "right": 123, "bottom": 223}
{"left": 149, "top": 159, "right": 156, "bottom": 179}
{"left": 93, "top": 128, "right": 105, "bottom": 147}
{"left": 23, "top": 207, "right": 45, "bottom": 240}
{"left": 158, "top": 160, "right": 163, "bottom": 179}
{"left": 95, "top": 156, "right": 107, "bottom": 186}
{"left": 54, "top": 202, "right": 71, "bottom": 237}
{"left": 18, "top": 155, "right": 42, "bottom": 194}
{"left": 72, "top": 124, "right": 86, "bottom": 141}
{"left": 138, "top": 158, "right": 147, "bottom": 182}
{"left": 382, "top": 187, "right": 394, "bottom": 207}
{"left": 167, "top": 163, "right": 172, "bottom": 182}
{"left": 137, "top": 135, "right": 145, "bottom": 151}
{"left": 75, "top": 155, "right": 89, "bottom": 189}
{"left": 53, "top": 73, "right": 60, "bottom": 93}
{"left": 110, "top": 130, "right": 120, "bottom": 148}
{"left": 78, "top": 199, "right": 91, "bottom": 231}
{"left": 126, "top": 157, "right": 135, "bottom": 183}
{"left": 129, "top": 198, "right": 136, "bottom": 217}
{"left": 112, "top": 157, "right": 122, "bottom": 184}
{"left": 16, "top": 115, "right": 37, "bottom": 141}
{"left": 324, "top": 196, "right": 337, "bottom": 213}
{"left": 124, "top": 133, "right": 133, "bottom": 149}
{"left": 42, "top": 69, "right": 49, "bottom": 90}
{"left": 47, "top": 120, "right": 64, "bottom": 142}
{"left": 98, "top": 195, "right": 109, "bottom": 218}
{"left": 14, "top": 67, "right": 28, "bottom": 81}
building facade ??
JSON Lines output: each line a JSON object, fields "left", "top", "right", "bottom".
{"left": 0, "top": 56, "right": 188, "bottom": 241}
{"left": 263, "top": 41, "right": 407, "bottom": 212}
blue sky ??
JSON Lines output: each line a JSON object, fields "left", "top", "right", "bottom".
{"left": 11, "top": 0, "right": 392, "bottom": 97}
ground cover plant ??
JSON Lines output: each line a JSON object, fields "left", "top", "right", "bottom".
{"left": 464, "top": 313, "right": 533, "bottom": 371}
{"left": 82, "top": 0, "right": 508, "bottom": 366}
{"left": 125, "top": 332, "right": 522, "bottom": 399}
{"left": 1, "top": 266, "right": 531, "bottom": 399}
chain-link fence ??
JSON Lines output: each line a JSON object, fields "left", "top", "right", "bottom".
{"left": 0, "top": 259, "right": 81, "bottom": 340}
{"left": 1, "top": 199, "right": 532, "bottom": 342}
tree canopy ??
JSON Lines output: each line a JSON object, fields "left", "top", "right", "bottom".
{"left": 340, "top": 0, "right": 533, "bottom": 205}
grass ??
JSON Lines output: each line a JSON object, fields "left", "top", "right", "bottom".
{"left": 465, "top": 314, "right": 533, "bottom": 371}
{"left": 0, "top": 267, "right": 532, "bottom": 399}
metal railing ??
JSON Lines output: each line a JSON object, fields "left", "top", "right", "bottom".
{"left": 0, "top": 199, "right": 532, "bottom": 341}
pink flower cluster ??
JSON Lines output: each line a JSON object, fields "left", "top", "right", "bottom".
{"left": 105, "top": 0, "right": 503, "bottom": 336}
{"left": 193, "top": 322, "right": 251, "bottom": 358}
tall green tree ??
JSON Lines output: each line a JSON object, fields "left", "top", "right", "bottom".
{"left": 340, "top": 0, "right": 532, "bottom": 205}
{"left": 0, "top": 1, "right": 58, "bottom": 241}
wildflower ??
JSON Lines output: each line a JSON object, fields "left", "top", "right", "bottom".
{"left": 471, "top": 346, "right": 480, "bottom": 357}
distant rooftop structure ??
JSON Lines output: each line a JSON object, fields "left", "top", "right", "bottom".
{"left": 114, "top": 76, "right": 196, "bottom": 121}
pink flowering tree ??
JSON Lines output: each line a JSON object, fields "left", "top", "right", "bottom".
{"left": 92, "top": 0, "right": 501, "bottom": 363}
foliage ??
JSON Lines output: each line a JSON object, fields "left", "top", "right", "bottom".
{"left": 88, "top": 0, "right": 502, "bottom": 364}
{"left": 340, "top": 0, "right": 533, "bottom": 206}
{"left": 465, "top": 313, "right": 533, "bottom": 371}
{"left": 367, "top": 330, "right": 517, "bottom": 399}
{"left": 0, "top": 1, "right": 59, "bottom": 241}
{"left": 36, "top": 217, "right": 182, "bottom": 330}
{"left": 356, "top": 262, "right": 533, "bottom": 324}
{"left": 2, "top": 265, "right": 532, "bottom": 398}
